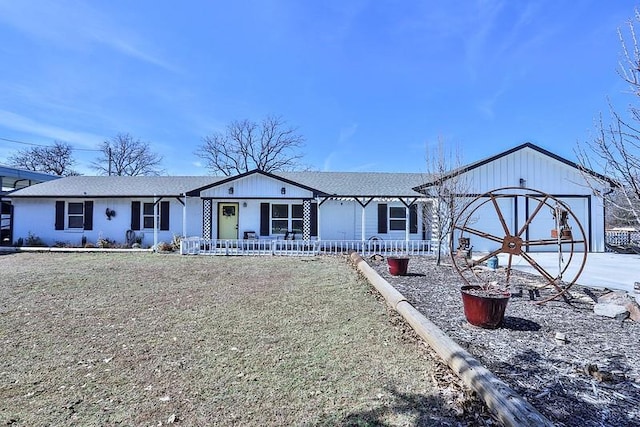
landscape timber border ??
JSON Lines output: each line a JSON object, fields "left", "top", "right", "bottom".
{"left": 349, "top": 252, "right": 554, "bottom": 427}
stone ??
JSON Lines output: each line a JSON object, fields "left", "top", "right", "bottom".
{"left": 598, "top": 290, "right": 633, "bottom": 305}
{"left": 593, "top": 303, "right": 629, "bottom": 319}
{"left": 625, "top": 300, "right": 640, "bottom": 322}
{"left": 596, "top": 290, "right": 640, "bottom": 322}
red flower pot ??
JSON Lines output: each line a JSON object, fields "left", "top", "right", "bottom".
{"left": 461, "top": 285, "right": 510, "bottom": 329}
{"left": 387, "top": 256, "right": 410, "bottom": 276}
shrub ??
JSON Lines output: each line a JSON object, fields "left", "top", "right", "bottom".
{"left": 25, "top": 232, "right": 46, "bottom": 247}
{"left": 156, "top": 241, "right": 174, "bottom": 252}
{"left": 171, "top": 234, "right": 182, "bottom": 251}
{"left": 96, "top": 237, "right": 115, "bottom": 248}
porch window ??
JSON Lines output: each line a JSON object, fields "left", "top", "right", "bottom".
{"left": 68, "top": 202, "right": 84, "bottom": 229}
{"left": 143, "top": 203, "right": 160, "bottom": 229}
{"left": 271, "top": 203, "right": 304, "bottom": 234}
{"left": 389, "top": 207, "right": 406, "bottom": 230}
{"left": 292, "top": 204, "right": 303, "bottom": 233}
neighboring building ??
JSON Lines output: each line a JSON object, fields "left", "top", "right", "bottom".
{"left": 1, "top": 166, "right": 60, "bottom": 245}
{"left": 7, "top": 143, "right": 614, "bottom": 252}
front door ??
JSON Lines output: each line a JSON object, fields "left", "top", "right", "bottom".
{"left": 218, "top": 202, "right": 239, "bottom": 239}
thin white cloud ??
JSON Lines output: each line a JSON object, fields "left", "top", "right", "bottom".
{"left": 338, "top": 122, "right": 359, "bottom": 143}
{"left": 0, "top": 1, "right": 177, "bottom": 72}
{"left": 322, "top": 122, "right": 359, "bottom": 170}
{"left": 0, "top": 110, "right": 104, "bottom": 148}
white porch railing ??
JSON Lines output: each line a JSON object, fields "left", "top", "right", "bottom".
{"left": 180, "top": 237, "right": 434, "bottom": 257}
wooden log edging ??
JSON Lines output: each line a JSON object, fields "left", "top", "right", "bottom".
{"left": 349, "top": 252, "right": 554, "bottom": 427}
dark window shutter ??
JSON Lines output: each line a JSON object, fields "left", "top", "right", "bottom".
{"left": 83, "top": 201, "right": 94, "bottom": 230}
{"left": 409, "top": 204, "right": 417, "bottom": 234}
{"left": 131, "top": 201, "right": 141, "bottom": 231}
{"left": 377, "top": 203, "right": 387, "bottom": 233}
{"left": 55, "top": 201, "right": 65, "bottom": 230}
{"left": 160, "top": 201, "right": 170, "bottom": 230}
{"left": 311, "top": 203, "right": 318, "bottom": 237}
{"left": 260, "top": 203, "right": 270, "bottom": 236}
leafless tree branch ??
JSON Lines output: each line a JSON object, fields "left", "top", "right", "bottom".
{"left": 577, "top": 10, "right": 640, "bottom": 229}
{"left": 195, "top": 115, "right": 305, "bottom": 176}
{"left": 420, "top": 138, "right": 471, "bottom": 265}
{"left": 8, "top": 141, "right": 79, "bottom": 176}
{"left": 92, "top": 133, "right": 164, "bottom": 176}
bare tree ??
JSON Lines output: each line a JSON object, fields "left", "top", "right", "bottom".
{"left": 418, "top": 139, "right": 470, "bottom": 266}
{"left": 195, "top": 115, "right": 305, "bottom": 176}
{"left": 8, "top": 141, "right": 79, "bottom": 176}
{"left": 93, "top": 133, "right": 164, "bottom": 176}
{"left": 577, "top": 10, "right": 640, "bottom": 228}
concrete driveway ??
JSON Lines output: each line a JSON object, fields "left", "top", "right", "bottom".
{"left": 497, "top": 252, "right": 640, "bottom": 294}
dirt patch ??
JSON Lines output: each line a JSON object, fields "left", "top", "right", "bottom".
{"left": 369, "top": 256, "right": 640, "bottom": 427}
{"left": 0, "top": 252, "right": 493, "bottom": 426}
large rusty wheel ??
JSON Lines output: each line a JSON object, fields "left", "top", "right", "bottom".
{"left": 450, "top": 187, "right": 588, "bottom": 303}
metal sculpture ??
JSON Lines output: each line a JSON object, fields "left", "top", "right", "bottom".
{"left": 450, "top": 187, "right": 588, "bottom": 303}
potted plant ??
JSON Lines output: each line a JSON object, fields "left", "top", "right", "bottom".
{"left": 460, "top": 281, "right": 511, "bottom": 329}
{"left": 387, "top": 255, "right": 410, "bottom": 276}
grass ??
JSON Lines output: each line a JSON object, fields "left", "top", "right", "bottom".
{"left": 0, "top": 252, "right": 478, "bottom": 426}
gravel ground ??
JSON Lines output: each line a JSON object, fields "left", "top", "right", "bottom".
{"left": 368, "top": 256, "right": 640, "bottom": 427}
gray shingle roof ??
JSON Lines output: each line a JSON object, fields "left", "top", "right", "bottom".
{"left": 9, "top": 171, "right": 430, "bottom": 198}
{"left": 9, "top": 176, "right": 223, "bottom": 198}
{"left": 275, "top": 171, "right": 429, "bottom": 197}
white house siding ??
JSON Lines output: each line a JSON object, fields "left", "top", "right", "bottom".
{"left": 184, "top": 197, "right": 203, "bottom": 237}
{"left": 345, "top": 200, "right": 425, "bottom": 241}
{"left": 318, "top": 200, "right": 358, "bottom": 240}
{"left": 199, "top": 173, "right": 314, "bottom": 199}
{"left": 12, "top": 197, "right": 183, "bottom": 247}
{"left": 456, "top": 147, "right": 606, "bottom": 252}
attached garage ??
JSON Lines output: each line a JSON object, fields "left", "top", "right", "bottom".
{"left": 415, "top": 143, "right": 614, "bottom": 253}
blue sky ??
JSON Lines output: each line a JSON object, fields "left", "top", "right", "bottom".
{"left": 0, "top": 1, "right": 637, "bottom": 175}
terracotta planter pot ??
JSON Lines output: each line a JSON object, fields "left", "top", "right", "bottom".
{"left": 387, "top": 256, "right": 410, "bottom": 276}
{"left": 460, "top": 285, "right": 510, "bottom": 329}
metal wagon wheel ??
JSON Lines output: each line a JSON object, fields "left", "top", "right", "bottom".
{"left": 450, "top": 187, "right": 588, "bottom": 304}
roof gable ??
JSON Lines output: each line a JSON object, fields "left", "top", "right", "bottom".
{"left": 186, "top": 169, "right": 322, "bottom": 197}
{"left": 413, "top": 142, "right": 615, "bottom": 191}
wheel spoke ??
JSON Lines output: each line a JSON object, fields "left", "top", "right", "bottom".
{"left": 519, "top": 252, "right": 557, "bottom": 284}
{"left": 490, "top": 193, "right": 511, "bottom": 236}
{"left": 474, "top": 248, "right": 503, "bottom": 265}
{"left": 526, "top": 238, "right": 585, "bottom": 246}
{"left": 516, "top": 195, "right": 549, "bottom": 237}
{"left": 505, "top": 253, "right": 514, "bottom": 286}
{"left": 457, "top": 226, "right": 504, "bottom": 244}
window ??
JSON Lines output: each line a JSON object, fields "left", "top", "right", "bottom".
{"left": 271, "top": 203, "right": 304, "bottom": 234}
{"left": 68, "top": 202, "right": 84, "bottom": 229}
{"left": 143, "top": 203, "right": 159, "bottom": 229}
{"left": 389, "top": 207, "right": 406, "bottom": 231}
{"left": 271, "top": 204, "right": 288, "bottom": 234}
{"left": 292, "top": 204, "right": 303, "bottom": 233}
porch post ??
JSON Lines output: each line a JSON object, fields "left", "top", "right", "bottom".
{"left": 405, "top": 203, "right": 410, "bottom": 241}
{"left": 182, "top": 193, "right": 187, "bottom": 237}
{"left": 302, "top": 200, "right": 311, "bottom": 240}
{"left": 316, "top": 197, "right": 321, "bottom": 240}
{"left": 153, "top": 194, "right": 158, "bottom": 249}
{"left": 361, "top": 204, "right": 366, "bottom": 241}
{"left": 203, "top": 199, "right": 212, "bottom": 238}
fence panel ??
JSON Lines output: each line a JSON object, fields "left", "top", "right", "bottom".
{"left": 180, "top": 238, "right": 434, "bottom": 257}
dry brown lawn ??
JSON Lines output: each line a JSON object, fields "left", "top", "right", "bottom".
{"left": 0, "top": 252, "right": 486, "bottom": 426}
